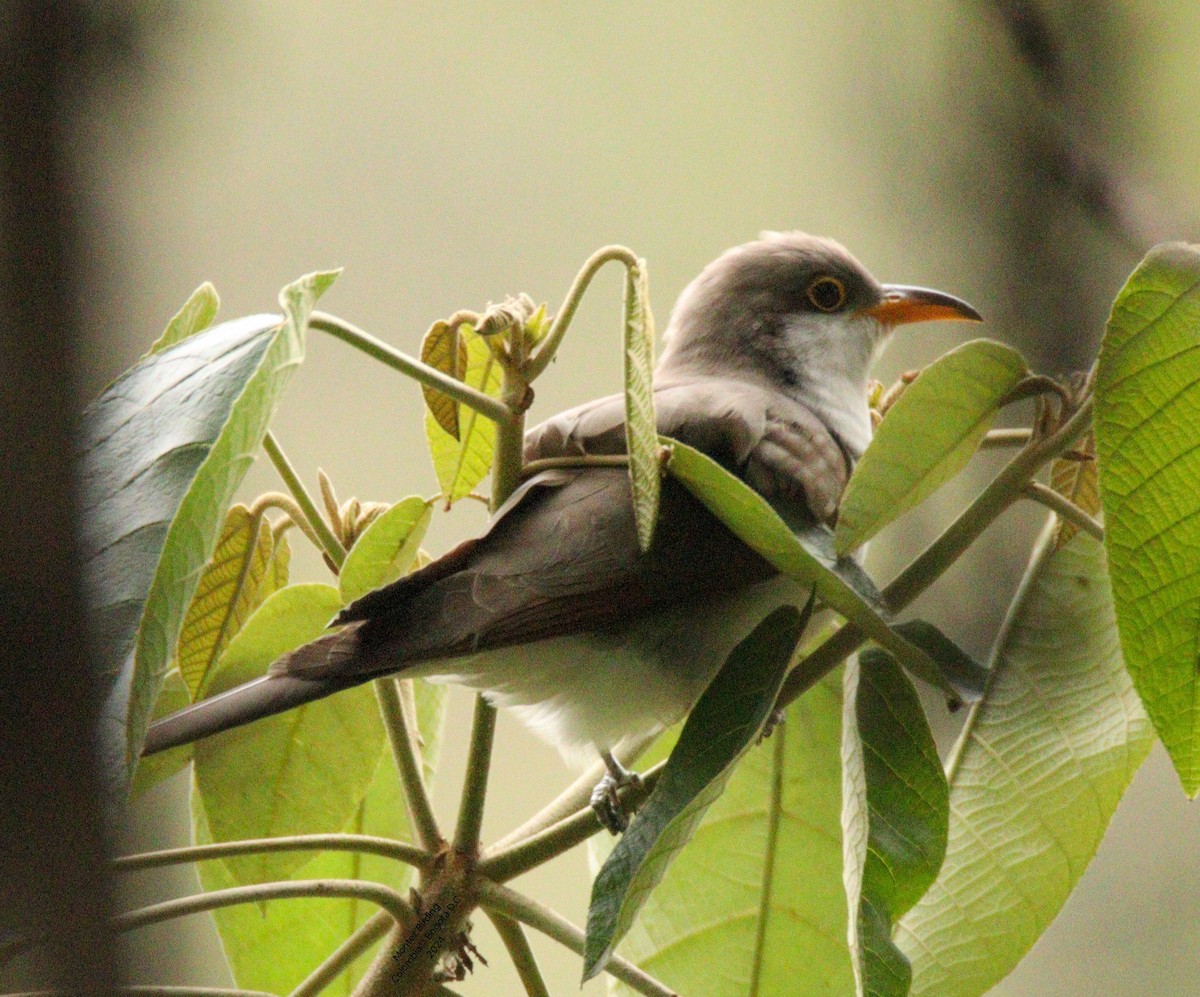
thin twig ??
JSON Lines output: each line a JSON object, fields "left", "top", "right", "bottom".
{"left": 309, "top": 312, "right": 514, "bottom": 425}
{"left": 1022, "top": 481, "right": 1104, "bottom": 541}
{"left": 485, "top": 911, "right": 552, "bottom": 997}
{"left": 476, "top": 880, "right": 677, "bottom": 997}
{"left": 112, "top": 834, "right": 428, "bottom": 872}
{"left": 520, "top": 454, "right": 631, "bottom": 478}
{"left": 262, "top": 431, "right": 347, "bottom": 571}
{"left": 375, "top": 678, "right": 444, "bottom": 852}
{"left": 980, "top": 428, "right": 1034, "bottom": 449}
{"left": 289, "top": 910, "right": 393, "bottom": 997}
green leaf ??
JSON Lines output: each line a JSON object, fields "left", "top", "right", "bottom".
{"left": 144, "top": 281, "right": 220, "bottom": 357}
{"left": 419, "top": 319, "right": 468, "bottom": 439}
{"left": 665, "top": 438, "right": 952, "bottom": 704}
{"left": 424, "top": 325, "right": 504, "bottom": 504}
{"left": 890, "top": 620, "right": 989, "bottom": 707}
{"left": 193, "top": 583, "right": 385, "bottom": 886}
{"left": 128, "top": 668, "right": 192, "bottom": 799}
{"left": 895, "top": 527, "right": 1154, "bottom": 996}
{"left": 338, "top": 496, "right": 433, "bottom": 604}
{"left": 193, "top": 679, "right": 446, "bottom": 995}
{"left": 1094, "top": 242, "right": 1200, "bottom": 794}
{"left": 835, "top": 340, "right": 1028, "bottom": 556}
{"left": 842, "top": 649, "right": 948, "bottom": 997}
{"left": 624, "top": 259, "right": 660, "bottom": 551}
{"left": 610, "top": 670, "right": 852, "bottom": 996}
{"left": 84, "top": 271, "right": 337, "bottom": 790}
{"left": 584, "top": 604, "right": 808, "bottom": 981}
{"left": 176, "top": 504, "right": 277, "bottom": 698}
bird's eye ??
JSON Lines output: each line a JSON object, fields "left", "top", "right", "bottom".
{"left": 806, "top": 275, "right": 846, "bottom": 313}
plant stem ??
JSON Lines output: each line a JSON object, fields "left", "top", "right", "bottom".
{"left": 525, "top": 245, "right": 641, "bottom": 381}
{"left": 520, "top": 454, "right": 631, "bottom": 478}
{"left": 262, "top": 431, "right": 347, "bottom": 570}
{"left": 289, "top": 910, "right": 393, "bottom": 997}
{"left": 247, "top": 491, "right": 327, "bottom": 550}
{"left": 476, "top": 880, "right": 676, "bottom": 997}
{"left": 375, "top": 678, "right": 444, "bottom": 851}
{"left": 485, "top": 911, "right": 551, "bottom": 997}
{"left": 2, "top": 989, "right": 276, "bottom": 997}
{"left": 310, "top": 311, "right": 514, "bottom": 425}
{"left": 452, "top": 694, "right": 497, "bottom": 855}
{"left": 980, "top": 428, "right": 1033, "bottom": 449}
{"left": 1022, "top": 481, "right": 1104, "bottom": 541}
{"left": 112, "top": 834, "right": 428, "bottom": 872}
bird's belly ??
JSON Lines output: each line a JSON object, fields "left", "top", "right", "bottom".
{"left": 424, "top": 575, "right": 813, "bottom": 766}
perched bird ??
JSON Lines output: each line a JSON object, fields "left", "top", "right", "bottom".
{"left": 142, "top": 232, "right": 980, "bottom": 831}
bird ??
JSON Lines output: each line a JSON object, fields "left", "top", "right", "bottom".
{"left": 142, "top": 231, "right": 981, "bottom": 831}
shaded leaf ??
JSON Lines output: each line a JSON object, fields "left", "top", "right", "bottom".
{"left": 896, "top": 527, "right": 1153, "bottom": 996}
{"left": 338, "top": 496, "right": 432, "bottom": 604}
{"left": 128, "top": 668, "right": 192, "bottom": 799}
{"left": 624, "top": 259, "right": 660, "bottom": 551}
{"left": 145, "top": 281, "right": 220, "bottom": 357}
{"left": 419, "top": 319, "right": 468, "bottom": 439}
{"left": 842, "top": 649, "right": 948, "bottom": 997}
{"left": 1094, "top": 241, "right": 1200, "bottom": 794}
{"left": 891, "top": 620, "right": 989, "bottom": 706}
{"left": 585, "top": 604, "right": 807, "bottom": 980}
{"left": 424, "top": 325, "right": 504, "bottom": 504}
{"left": 176, "top": 504, "right": 275, "bottom": 698}
{"left": 194, "top": 583, "right": 384, "bottom": 886}
{"left": 836, "top": 340, "right": 1028, "bottom": 555}
{"left": 1049, "top": 432, "right": 1098, "bottom": 549}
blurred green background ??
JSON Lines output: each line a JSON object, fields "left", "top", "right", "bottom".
{"left": 61, "top": 2, "right": 1200, "bottom": 994}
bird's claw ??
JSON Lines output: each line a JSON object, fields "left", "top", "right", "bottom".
{"left": 591, "top": 752, "right": 643, "bottom": 835}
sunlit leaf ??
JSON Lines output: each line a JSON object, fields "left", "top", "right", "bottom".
{"left": 144, "top": 281, "right": 220, "bottom": 357}
{"left": 624, "top": 259, "right": 660, "bottom": 551}
{"left": 842, "top": 649, "right": 948, "bottom": 997}
{"left": 896, "top": 528, "right": 1153, "bottom": 995}
{"left": 1094, "top": 241, "right": 1200, "bottom": 794}
{"left": 585, "top": 605, "right": 807, "bottom": 981}
{"left": 338, "top": 496, "right": 432, "bottom": 604}
{"left": 419, "top": 319, "right": 468, "bottom": 439}
{"left": 835, "top": 340, "right": 1027, "bottom": 556}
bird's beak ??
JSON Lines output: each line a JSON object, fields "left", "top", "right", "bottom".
{"left": 863, "top": 285, "right": 983, "bottom": 327}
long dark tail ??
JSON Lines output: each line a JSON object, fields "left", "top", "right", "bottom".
{"left": 141, "top": 670, "right": 366, "bottom": 756}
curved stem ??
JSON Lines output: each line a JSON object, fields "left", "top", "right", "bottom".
{"left": 310, "top": 312, "right": 514, "bottom": 425}
{"left": 1022, "top": 481, "right": 1104, "bottom": 541}
{"left": 112, "top": 834, "right": 428, "bottom": 872}
{"left": 247, "top": 490, "right": 326, "bottom": 551}
{"left": 476, "top": 880, "right": 675, "bottom": 997}
{"left": 262, "top": 431, "right": 347, "bottom": 570}
{"left": 289, "top": 910, "right": 392, "bottom": 997}
{"left": 485, "top": 911, "right": 551, "bottom": 997}
{"left": 520, "top": 454, "right": 631, "bottom": 478}
{"left": 375, "top": 678, "right": 443, "bottom": 851}
{"left": 525, "top": 245, "right": 641, "bottom": 382}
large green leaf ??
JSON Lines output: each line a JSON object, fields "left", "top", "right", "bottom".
{"left": 610, "top": 670, "right": 852, "bottom": 996}
{"left": 835, "top": 340, "right": 1027, "bottom": 556}
{"left": 194, "top": 679, "right": 446, "bottom": 996}
{"left": 895, "top": 527, "right": 1153, "bottom": 996}
{"left": 623, "top": 258, "right": 660, "bottom": 551}
{"left": 338, "top": 496, "right": 432, "bottom": 605}
{"left": 193, "top": 583, "right": 384, "bottom": 886}
{"left": 842, "top": 650, "right": 948, "bottom": 997}
{"left": 83, "top": 271, "right": 337, "bottom": 790}
{"left": 585, "top": 605, "right": 807, "bottom": 981}
{"left": 1094, "top": 242, "right": 1200, "bottom": 794}
{"left": 424, "top": 325, "right": 504, "bottom": 504}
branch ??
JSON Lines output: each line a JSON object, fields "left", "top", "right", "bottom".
{"left": 1022, "top": 481, "right": 1104, "bottom": 541}
{"left": 485, "top": 911, "right": 551, "bottom": 997}
{"left": 310, "top": 312, "right": 514, "bottom": 425}
{"left": 262, "top": 431, "right": 347, "bottom": 570}
{"left": 476, "top": 880, "right": 677, "bottom": 997}
{"left": 375, "top": 678, "right": 443, "bottom": 851}
{"left": 452, "top": 693, "right": 497, "bottom": 855}
{"left": 112, "top": 834, "right": 428, "bottom": 873}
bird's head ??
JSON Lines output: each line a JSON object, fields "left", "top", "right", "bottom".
{"left": 658, "top": 231, "right": 982, "bottom": 457}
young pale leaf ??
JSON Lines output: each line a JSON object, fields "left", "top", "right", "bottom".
{"left": 1049, "top": 432, "right": 1099, "bottom": 550}
{"left": 128, "top": 668, "right": 192, "bottom": 799}
{"left": 194, "top": 679, "right": 448, "bottom": 996}
{"left": 665, "top": 438, "right": 953, "bottom": 702}
{"left": 194, "top": 583, "right": 384, "bottom": 886}
{"left": 895, "top": 527, "right": 1153, "bottom": 996}
{"left": 611, "top": 671, "right": 852, "bottom": 996}
{"left": 419, "top": 319, "right": 468, "bottom": 439}
{"left": 624, "top": 259, "right": 660, "bottom": 551}
{"left": 176, "top": 504, "right": 276, "bottom": 698}
{"left": 835, "top": 340, "right": 1028, "bottom": 556}
{"left": 425, "top": 326, "right": 504, "bottom": 505}
{"left": 144, "top": 281, "right": 220, "bottom": 357}
{"left": 84, "top": 271, "right": 337, "bottom": 792}
{"left": 585, "top": 604, "right": 807, "bottom": 981}
{"left": 842, "top": 649, "right": 948, "bottom": 997}
{"left": 1094, "top": 242, "right": 1200, "bottom": 794}
{"left": 338, "top": 496, "right": 433, "bottom": 604}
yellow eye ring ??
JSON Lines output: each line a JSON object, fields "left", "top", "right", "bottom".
{"left": 806, "top": 275, "right": 846, "bottom": 312}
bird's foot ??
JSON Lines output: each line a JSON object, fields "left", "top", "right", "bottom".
{"left": 758, "top": 707, "right": 786, "bottom": 743}
{"left": 591, "top": 750, "right": 643, "bottom": 835}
